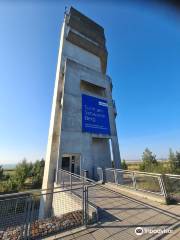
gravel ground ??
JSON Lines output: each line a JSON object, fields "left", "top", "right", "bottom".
{"left": 0, "top": 210, "right": 83, "bottom": 240}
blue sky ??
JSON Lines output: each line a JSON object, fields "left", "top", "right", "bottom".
{"left": 0, "top": 0, "right": 180, "bottom": 164}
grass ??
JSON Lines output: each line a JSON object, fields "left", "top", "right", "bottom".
{"left": 3, "top": 169, "right": 16, "bottom": 176}
{"left": 127, "top": 163, "right": 139, "bottom": 171}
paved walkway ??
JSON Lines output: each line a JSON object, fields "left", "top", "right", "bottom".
{"left": 62, "top": 185, "right": 180, "bottom": 240}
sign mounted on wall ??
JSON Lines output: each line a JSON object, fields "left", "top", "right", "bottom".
{"left": 82, "top": 94, "right": 111, "bottom": 135}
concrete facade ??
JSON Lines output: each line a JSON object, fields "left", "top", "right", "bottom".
{"left": 42, "top": 7, "right": 121, "bottom": 190}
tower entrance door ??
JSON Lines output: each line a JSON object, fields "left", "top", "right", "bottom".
{"left": 61, "top": 154, "right": 81, "bottom": 175}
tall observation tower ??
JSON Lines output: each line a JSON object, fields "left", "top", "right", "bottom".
{"left": 42, "top": 7, "right": 121, "bottom": 191}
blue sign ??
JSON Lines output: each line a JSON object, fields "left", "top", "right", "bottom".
{"left": 82, "top": 94, "right": 111, "bottom": 135}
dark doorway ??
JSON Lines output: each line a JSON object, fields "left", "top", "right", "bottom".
{"left": 62, "top": 157, "right": 70, "bottom": 171}
{"left": 61, "top": 154, "right": 81, "bottom": 175}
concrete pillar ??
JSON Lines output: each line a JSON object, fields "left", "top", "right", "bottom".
{"left": 39, "top": 18, "right": 67, "bottom": 218}
{"left": 111, "top": 136, "right": 121, "bottom": 169}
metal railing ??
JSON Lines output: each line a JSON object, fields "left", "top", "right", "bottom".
{"left": 163, "top": 174, "right": 180, "bottom": 202}
{"left": 0, "top": 170, "right": 97, "bottom": 240}
{"left": 103, "top": 168, "right": 180, "bottom": 202}
{"left": 0, "top": 187, "right": 85, "bottom": 239}
{"left": 105, "top": 168, "right": 165, "bottom": 196}
{"left": 97, "top": 167, "right": 104, "bottom": 183}
{"left": 98, "top": 168, "right": 180, "bottom": 202}
{"left": 56, "top": 169, "right": 96, "bottom": 189}
{"left": 56, "top": 169, "right": 98, "bottom": 225}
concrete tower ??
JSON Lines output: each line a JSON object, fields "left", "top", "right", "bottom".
{"left": 42, "top": 7, "right": 121, "bottom": 190}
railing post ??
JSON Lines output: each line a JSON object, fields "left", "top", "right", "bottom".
{"left": 83, "top": 186, "right": 86, "bottom": 226}
{"left": 132, "top": 172, "right": 137, "bottom": 190}
{"left": 104, "top": 169, "right": 106, "bottom": 183}
{"left": 28, "top": 197, "right": 35, "bottom": 240}
{"left": 24, "top": 197, "right": 32, "bottom": 240}
{"left": 70, "top": 172, "right": 72, "bottom": 190}
{"left": 62, "top": 171, "right": 64, "bottom": 189}
{"left": 101, "top": 168, "right": 104, "bottom": 183}
{"left": 114, "top": 169, "right": 118, "bottom": 184}
{"left": 85, "top": 186, "right": 89, "bottom": 224}
{"left": 21, "top": 198, "right": 27, "bottom": 239}
{"left": 159, "top": 174, "right": 168, "bottom": 200}
{"left": 82, "top": 170, "right": 84, "bottom": 188}
{"left": 82, "top": 185, "right": 89, "bottom": 226}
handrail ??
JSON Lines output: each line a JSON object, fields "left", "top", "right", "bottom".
{"left": 0, "top": 186, "right": 84, "bottom": 201}
{"left": 106, "top": 168, "right": 180, "bottom": 179}
{"left": 106, "top": 168, "right": 162, "bottom": 176}
{"left": 164, "top": 174, "right": 180, "bottom": 179}
{"left": 104, "top": 168, "right": 180, "bottom": 202}
{"left": 57, "top": 169, "right": 96, "bottom": 184}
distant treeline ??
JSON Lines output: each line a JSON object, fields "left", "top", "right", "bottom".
{"left": 0, "top": 159, "right": 45, "bottom": 194}
{"left": 121, "top": 148, "right": 180, "bottom": 174}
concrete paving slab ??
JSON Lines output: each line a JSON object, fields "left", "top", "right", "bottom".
{"left": 53, "top": 184, "right": 180, "bottom": 240}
